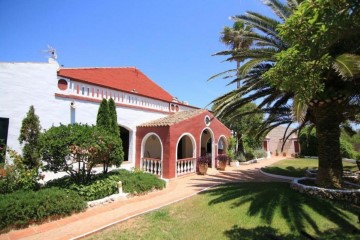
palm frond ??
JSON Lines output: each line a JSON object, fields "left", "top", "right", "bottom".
{"left": 232, "top": 12, "right": 279, "bottom": 38}
{"left": 286, "top": 0, "right": 299, "bottom": 9}
{"left": 208, "top": 69, "right": 237, "bottom": 81}
{"left": 293, "top": 96, "right": 308, "bottom": 122}
{"left": 333, "top": 54, "right": 360, "bottom": 80}
{"left": 262, "top": 0, "right": 292, "bottom": 20}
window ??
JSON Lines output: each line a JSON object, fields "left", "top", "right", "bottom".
{"left": 57, "top": 79, "right": 68, "bottom": 90}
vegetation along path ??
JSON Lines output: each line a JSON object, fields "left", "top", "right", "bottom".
{"left": 0, "top": 156, "right": 287, "bottom": 240}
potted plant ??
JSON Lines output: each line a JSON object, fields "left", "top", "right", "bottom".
{"left": 217, "top": 154, "right": 228, "bottom": 170}
{"left": 197, "top": 156, "right": 210, "bottom": 175}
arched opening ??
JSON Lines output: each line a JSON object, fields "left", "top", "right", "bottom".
{"left": 141, "top": 133, "right": 162, "bottom": 176}
{"left": 176, "top": 134, "right": 196, "bottom": 176}
{"left": 119, "top": 126, "right": 130, "bottom": 161}
{"left": 218, "top": 136, "right": 227, "bottom": 155}
{"left": 200, "top": 128, "right": 214, "bottom": 168}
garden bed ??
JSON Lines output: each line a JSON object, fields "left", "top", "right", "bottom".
{"left": 291, "top": 177, "right": 360, "bottom": 204}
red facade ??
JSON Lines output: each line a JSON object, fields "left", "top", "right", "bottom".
{"left": 135, "top": 110, "right": 231, "bottom": 179}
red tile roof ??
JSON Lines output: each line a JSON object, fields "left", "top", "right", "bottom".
{"left": 138, "top": 109, "right": 207, "bottom": 127}
{"left": 58, "top": 67, "right": 174, "bottom": 102}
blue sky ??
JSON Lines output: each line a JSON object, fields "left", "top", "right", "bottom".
{"left": 0, "top": 0, "right": 273, "bottom": 108}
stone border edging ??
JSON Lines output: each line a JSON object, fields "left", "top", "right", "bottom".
{"left": 259, "top": 168, "right": 296, "bottom": 181}
{"left": 87, "top": 193, "right": 129, "bottom": 208}
{"left": 291, "top": 177, "right": 360, "bottom": 204}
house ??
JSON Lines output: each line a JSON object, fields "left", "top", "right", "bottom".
{"left": 263, "top": 125, "right": 300, "bottom": 157}
{"left": 0, "top": 58, "right": 230, "bottom": 179}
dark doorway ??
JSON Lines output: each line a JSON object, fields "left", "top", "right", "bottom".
{"left": 0, "top": 118, "right": 9, "bottom": 163}
{"left": 119, "top": 126, "right": 130, "bottom": 161}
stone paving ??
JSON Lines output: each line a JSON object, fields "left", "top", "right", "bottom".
{"left": 0, "top": 156, "right": 287, "bottom": 240}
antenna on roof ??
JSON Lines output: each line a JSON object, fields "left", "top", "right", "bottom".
{"left": 42, "top": 45, "right": 57, "bottom": 60}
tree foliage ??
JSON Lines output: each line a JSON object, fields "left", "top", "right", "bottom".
{"left": 96, "top": 99, "right": 124, "bottom": 173}
{"left": 18, "top": 105, "right": 41, "bottom": 169}
{"left": 96, "top": 99, "right": 110, "bottom": 129}
{"left": 39, "top": 124, "right": 122, "bottom": 183}
{"left": 211, "top": 0, "right": 359, "bottom": 188}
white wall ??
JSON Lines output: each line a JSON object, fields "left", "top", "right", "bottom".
{"left": 0, "top": 60, "right": 170, "bottom": 165}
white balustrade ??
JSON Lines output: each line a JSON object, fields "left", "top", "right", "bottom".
{"left": 176, "top": 158, "right": 196, "bottom": 176}
{"left": 141, "top": 158, "right": 162, "bottom": 176}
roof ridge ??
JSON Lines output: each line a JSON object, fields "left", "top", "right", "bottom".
{"left": 59, "top": 66, "right": 137, "bottom": 70}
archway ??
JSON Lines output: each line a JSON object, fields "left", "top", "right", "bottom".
{"left": 119, "top": 126, "right": 130, "bottom": 161}
{"left": 200, "top": 128, "right": 214, "bottom": 168}
{"left": 218, "top": 136, "right": 228, "bottom": 155}
{"left": 141, "top": 133, "right": 163, "bottom": 176}
{"left": 176, "top": 134, "right": 196, "bottom": 176}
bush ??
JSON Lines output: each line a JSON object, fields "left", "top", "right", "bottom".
{"left": 340, "top": 139, "right": 355, "bottom": 159}
{"left": 253, "top": 148, "right": 267, "bottom": 158}
{"left": 0, "top": 149, "right": 40, "bottom": 194}
{"left": 40, "top": 124, "right": 123, "bottom": 183}
{"left": 299, "top": 127, "right": 318, "bottom": 156}
{"left": 46, "top": 169, "right": 166, "bottom": 201}
{"left": 244, "top": 150, "right": 255, "bottom": 161}
{"left": 0, "top": 187, "right": 86, "bottom": 232}
{"left": 236, "top": 153, "right": 246, "bottom": 162}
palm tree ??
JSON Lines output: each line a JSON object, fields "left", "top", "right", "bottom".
{"left": 211, "top": 0, "right": 298, "bottom": 136}
{"left": 211, "top": 0, "right": 360, "bottom": 188}
{"left": 219, "top": 21, "right": 253, "bottom": 88}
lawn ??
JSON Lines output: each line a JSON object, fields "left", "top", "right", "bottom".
{"left": 85, "top": 182, "right": 359, "bottom": 240}
{"left": 262, "top": 158, "right": 358, "bottom": 178}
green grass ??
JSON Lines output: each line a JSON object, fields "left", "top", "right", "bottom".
{"left": 262, "top": 158, "right": 358, "bottom": 177}
{"left": 85, "top": 182, "right": 359, "bottom": 240}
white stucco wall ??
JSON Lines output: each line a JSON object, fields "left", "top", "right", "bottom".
{"left": 0, "top": 60, "right": 176, "bottom": 165}
{"left": 266, "top": 126, "right": 298, "bottom": 156}
{"left": 0, "top": 61, "right": 65, "bottom": 155}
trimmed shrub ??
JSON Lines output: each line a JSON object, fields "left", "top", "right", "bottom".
{"left": 0, "top": 187, "right": 86, "bottom": 233}
{"left": 46, "top": 169, "right": 166, "bottom": 201}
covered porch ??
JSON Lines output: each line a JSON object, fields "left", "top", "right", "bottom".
{"left": 135, "top": 109, "right": 231, "bottom": 179}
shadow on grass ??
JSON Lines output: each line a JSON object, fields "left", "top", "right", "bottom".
{"left": 224, "top": 225, "right": 359, "bottom": 240}
{"left": 262, "top": 166, "right": 306, "bottom": 177}
{"left": 203, "top": 182, "right": 359, "bottom": 239}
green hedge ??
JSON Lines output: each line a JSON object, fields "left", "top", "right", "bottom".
{"left": 0, "top": 187, "right": 86, "bottom": 232}
{"left": 46, "top": 169, "right": 166, "bottom": 201}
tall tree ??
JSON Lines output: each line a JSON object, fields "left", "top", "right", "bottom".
{"left": 215, "top": 102, "right": 264, "bottom": 154}
{"left": 211, "top": 0, "right": 298, "bottom": 139}
{"left": 264, "top": 0, "right": 360, "bottom": 188}
{"left": 211, "top": 0, "right": 360, "bottom": 188}
{"left": 108, "top": 98, "right": 124, "bottom": 171}
{"left": 96, "top": 98, "right": 124, "bottom": 173}
{"left": 18, "top": 105, "right": 41, "bottom": 169}
{"left": 219, "top": 21, "right": 253, "bottom": 89}
{"left": 96, "top": 99, "right": 110, "bottom": 129}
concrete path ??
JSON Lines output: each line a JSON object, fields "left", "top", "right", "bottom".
{"left": 0, "top": 156, "right": 287, "bottom": 240}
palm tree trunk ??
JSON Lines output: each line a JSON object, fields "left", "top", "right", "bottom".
{"left": 236, "top": 61, "right": 241, "bottom": 89}
{"left": 313, "top": 103, "right": 343, "bottom": 188}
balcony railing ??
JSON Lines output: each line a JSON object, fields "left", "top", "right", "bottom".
{"left": 176, "top": 157, "right": 196, "bottom": 176}
{"left": 141, "top": 157, "right": 162, "bottom": 176}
